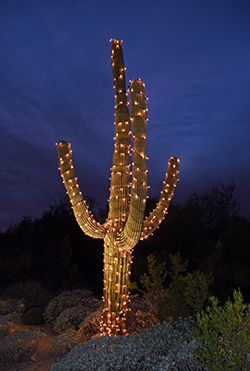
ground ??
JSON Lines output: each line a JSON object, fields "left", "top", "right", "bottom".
{"left": 2, "top": 324, "right": 66, "bottom": 371}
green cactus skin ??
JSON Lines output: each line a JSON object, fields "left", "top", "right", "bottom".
{"left": 57, "top": 39, "right": 180, "bottom": 335}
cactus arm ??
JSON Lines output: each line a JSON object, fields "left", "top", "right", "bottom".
{"left": 117, "top": 79, "right": 148, "bottom": 250}
{"left": 140, "top": 156, "right": 180, "bottom": 240}
{"left": 56, "top": 39, "right": 181, "bottom": 336}
{"left": 108, "top": 39, "right": 131, "bottom": 230}
{"left": 57, "top": 140, "right": 106, "bottom": 239}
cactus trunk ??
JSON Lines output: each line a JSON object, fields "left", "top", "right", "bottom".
{"left": 57, "top": 39, "right": 180, "bottom": 336}
{"left": 101, "top": 238, "right": 132, "bottom": 335}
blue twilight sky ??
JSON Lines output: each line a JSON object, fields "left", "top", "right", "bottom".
{"left": 0, "top": 0, "right": 250, "bottom": 230}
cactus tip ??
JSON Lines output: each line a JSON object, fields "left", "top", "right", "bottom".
{"left": 58, "top": 140, "right": 69, "bottom": 146}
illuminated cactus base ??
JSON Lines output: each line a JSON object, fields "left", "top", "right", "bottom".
{"left": 101, "top": 244, "right": 132, "bottom": 334}
{"left": 57, "top": 39, "right": 180, "bottom": 335}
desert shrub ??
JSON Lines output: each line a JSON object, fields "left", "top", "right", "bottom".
{"left": 52, "top": 328, "right": 83, "bottom": 354}
{"left": 0, "top": 328, "right": 45, "bottom": 365}
{"left": 135, "top": 290, "right": 171, "bottom": 329}
{"left": 164, "top": 254, "right": 213, "bottom": 318}
{"left": 53, "top": 305, "right": 96, "bottom": 333}
{"left": 130, "top": 253, "right": 213, "bottom": 328}
{"left": 0, "top": 317, "right": 14, "bottom": 340}
{"left": 125, "top": 294, "right": 145, "bottom": 333}
{"left": 139, "top": 254, "right": 168, "bottom": 293}
{"left": 53, "top": 318, "right": 205, "bottom": 371}
{"left": 0, "top": 298, "right": 25, "bottom": 317}
{"left": 129, "top": 254, "right": 173, "bottom": 328}
{"left": 44, "top": 290, "right": 99, "bottom": 325}
{"left": 191, "top": 288, "right": 250, "bottom": 370}
{"left": 3, "top": 281, "right": 52, "bottom": 311}
{"left": 52, "top": 307, "right": 103, "bottom": 353}
{"left": 182, "top": 271, "right": 214, "bottom": 314}
{"left": 78, "top": 307, "right": 103, "bottom": 341}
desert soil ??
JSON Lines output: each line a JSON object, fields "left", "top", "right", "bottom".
{"left": 1, "top": 324, "right": 67, "bottom": 371}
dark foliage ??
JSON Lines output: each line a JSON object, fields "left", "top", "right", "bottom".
{"left": 0, "top": 182, "right": 249, "bottom": 304}
{"left": 0, "top": 196, "right": 103, "bottom": 296}
{"left": 132, "top": 181, "right": 250, "bottom": 302}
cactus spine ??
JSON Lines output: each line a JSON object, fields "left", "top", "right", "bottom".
{"left": 57, "top": 39, "right": 180, "bottom": 335}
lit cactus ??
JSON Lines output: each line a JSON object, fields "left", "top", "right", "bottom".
{"left": 57, "top": 39, "right": 180, "bottom": 336}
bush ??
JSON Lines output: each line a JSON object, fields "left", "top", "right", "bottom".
{"left": 44, "top": 290, "right": 100, "bottom": 325}
{"left": 0, "top": 317, "right": 14, "bottom": 340}
{"left": 53, "top": 305, "right": 97, "bottom": 333}
{"left": 0, "top": 298, "right": 25, "bottom": 317}
{"left": 182, "top": 271, "right": 214, "bottom": 314}
{"left": 130, "top": 253, "right": 214, "bottom": 328}
{"left": 125, "top": 294, "right": 145, "bottom": 333}
{"left": 53, "top": 318, "right": 205, "bottom": 371}
{"left": 191, "top": 288, "right": 250, "bottom": 370}
{"left": 0, "top": 328, "right": 45, "bottom": 365}
{"left": 135, "top": 290, "right": 171, "bottom": 329}
{"left": 78, "top": 307, "right": 103, "bottom": 341}
{"left": 139, "top": 254, "right": 168, "bottom": 293}
{"left": 52, "top": 328, "right": 83, "bottom": 354}
{"left": 52, "top": 307, "right": 103, "bottom": 354}
{"left": 3, "top": 281, "right": 52, "bottom": 311}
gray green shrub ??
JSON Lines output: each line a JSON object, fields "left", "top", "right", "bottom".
{"left": 52, "top": 328, "right": 82, "bottom": 354}
{"left": 52, "top": 307, "right": 103, "bottom": 353}
{"left": 53, "top": 305, "right": 94, "bottom": 333}
{"left": 3, "top": 281, "right": 52, "bottom": 311}
{"left": 78, "top": 307, "right": 103, "bottom": 341}
{"left": 53, "top": 318, "right": 205, "bottom": 371}
{"left": 191, "top": 288, "right": 250, "bottom": 370}
{"left": 44, "top": 290, "right": 99, "bottom": 325}
{"left": 0, "top": 297, "right": 25, "bottom": 317}
{"left": 0, "top": 328, "right": 45, "bottom": 365}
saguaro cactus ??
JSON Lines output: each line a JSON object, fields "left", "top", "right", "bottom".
{"left": 57, "top": 39, "right": 180, "bottom": 336}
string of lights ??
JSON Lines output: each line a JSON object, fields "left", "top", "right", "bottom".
{"left": 57, "top": 38, "right": 179, "bottom": 336}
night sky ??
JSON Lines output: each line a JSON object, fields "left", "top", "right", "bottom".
{"left": 1, "top": 0, "right": 250, "bottom": 230}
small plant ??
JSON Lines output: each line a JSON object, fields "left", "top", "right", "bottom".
{"left": 0, "top": 297, "right": 25, "bottom": 317}
{"left": 164, "top": 253, "right": 190, "bottom": 318}
{"left": 78, "top": 307, "right": 103, "bottom": 341}
{"left": 130, "top": 253, "right": 214, "bottom": 327}
{"left": 52, "top": 328, "right": 82, "bottom": 354}
{"left": 191, "top": 288, "right": 250, "bottom": 371}
{"left": 0, "top": 328, "right": 45, "bottom": 365}
{"left": 129, "top": 254, "right": 171, "bottom": 327}
{"left": 126, "top": 294, "right": 149, "bottom": 333}
{"left": 52, "top": 308, "right": 103, "bottom": 353}
{"left": 135, "top": 290, "right": 171, "bottom": 328}
{"left": 3, "top": 281, "right": 52, "bottom": 311}
{"left": 44, "top": 290, "right": 98, "bottom": 325}
{"left": 55, "top": 320, "right": 76, "bottom": 333}
{"left": 182, "top": 270, "right": 214, "bottom": 314}
{"left": 53, "top": 305, "right": 94, "bottom": 333}
{"left": 167, "top": 254, "right": 213, "bottom": 317}
{"left": 139, "top": 254, "right": 168, "bottom": 293}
